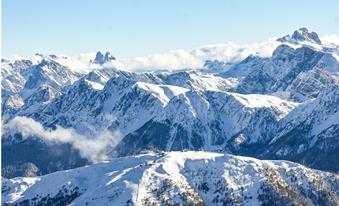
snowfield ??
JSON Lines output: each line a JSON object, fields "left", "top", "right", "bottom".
{"left": 2, "top": 151, "right": 338, "bottom": 206}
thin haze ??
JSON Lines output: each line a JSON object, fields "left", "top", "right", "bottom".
{"left": 2, "top": 0, "right": 339, "bottom": 58}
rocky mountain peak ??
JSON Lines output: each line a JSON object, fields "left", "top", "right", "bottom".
{"left": 93, "top": 51, "right": 116, "bottom": 64}
{"left": 277, "top": 27, "right": 322, "bottom": 44}
{"left": 291, "top": 27, "right": 322, "bottom": 44}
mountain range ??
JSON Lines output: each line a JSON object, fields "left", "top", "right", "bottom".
{"left": 2, "top": 28, "right": 339, "bottom": 205}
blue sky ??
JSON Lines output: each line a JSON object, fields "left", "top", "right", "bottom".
{"left": 2, "top": 0, "right": 339, "bottom": 58}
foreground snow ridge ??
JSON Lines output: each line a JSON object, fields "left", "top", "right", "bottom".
{"left": 3, "top": 151, "right": 338, "bottom": 206}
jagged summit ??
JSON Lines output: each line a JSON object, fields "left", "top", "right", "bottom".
{"left": 277, "top": 27, "right": 322, "bottom": 44}
{"left": 93, "top": 51, "right": 116, "bottom": 64}
{"left": 32, "top": 53, "right": 66, "bottom": 60}
{"left": 292, "top": 27, "right": 322, "bottom": 44}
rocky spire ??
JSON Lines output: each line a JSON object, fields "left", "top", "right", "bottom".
{"left": 93, "top": 51, "right": 116, "bottom": 64}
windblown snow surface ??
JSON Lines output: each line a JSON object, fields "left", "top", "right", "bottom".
{"left": 2, "top": 151, "right": 338, "bottom": 206}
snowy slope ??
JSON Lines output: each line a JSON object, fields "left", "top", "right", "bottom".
{"left": 1, "top": 59, "right": 32, "bottom": 97}
{"left": 157, "top": 70, "right": 238, "bottom": 91}
{"left": 286, "top": 69, "right": 337, "bottom": 102}
{"left": 114, "top": 91, "right": 298, "bottom": 156}
{"left": 2, "top": 151, "right": 338, "bottom": 206}
{"left": 1, "top": 56, "right": 83, "bottom": 119}
{"left": 12, "top": 68, "right": 237, "bottom": 138}
{"left": 261, "top": 85, "right": 339, "bottom": 172}
{"left": 17, "top": 73, "right": 188, "bottom": 137}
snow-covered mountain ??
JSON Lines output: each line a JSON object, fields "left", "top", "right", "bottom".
{"left": 2, "top": 151, "right": 338, "bottom": 206}
{"left": 219, "top": 28, "right": 339, "bottom": 102}
{"left": 114, "top": 90, "right": 297, "bottom": 156}
{"left": 261, "top": 85, "right": 339, "bottom": 172}
{"left": 222, "top": 44, "right": 338, "bottom": 102}
{"left": 277, "top": 27, "right": 322, "bottom": 44}
{"left": 1, "top": 56, "right": 83, "bottom": 118}
{"left": 2, "top": 28, "right": 339, "bottom": 181}
{"left": 1, "top": 59, "right": 32, "bottom": 97}
{"left": 10, "top": 68, "right": 239, "bottom": 138}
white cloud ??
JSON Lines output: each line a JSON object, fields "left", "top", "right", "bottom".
{"left": 321, "top": 34, "right": 339, "bottom": 45}
{"left": 119, "top": 38, "right": 281, "bottom": 71}
{"left": 9, "top": 38, "right": 281, "bottom": 72}
{"left": 3, "top": 116, "right": 122, "bottom": 162}
{"left": 10, "top": 35, "right": 338, "bottom": 72}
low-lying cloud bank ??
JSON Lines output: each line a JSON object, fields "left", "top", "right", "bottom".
{"left": 120, "top": 38, "right": 281, "bottom": 71}
{"left": 3, "top": 116, "right": 121, "bottom": 162}
{"left": 119, "top": 35, "right": 339, "bottom": 71}
{"left": 321, "top": 34, "right": 339, "bottom": 45}
{"left": 9, "top": 35, "right": 339, "bottom": 72}
{"left": 8, "top": 39, "right": 280, "bottom": 72}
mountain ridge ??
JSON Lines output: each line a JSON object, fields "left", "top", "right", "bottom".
{"left": 2, "top": 28, "right": 339, "bottom": 180}
{"left": 2, "top": 151, "right": 338, "bottom": 206}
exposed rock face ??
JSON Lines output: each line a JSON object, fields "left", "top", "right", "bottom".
{"left": 277, "top": 27, "right": 322, "bottom": 44}
{"left": 291, "top": 27, "right": 322, "bottom": 44}
{"left": 93, "top": 51, "right": 116, "bottom": 64}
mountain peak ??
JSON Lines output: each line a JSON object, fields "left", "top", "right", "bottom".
{"left": 93, "top": 51, "right": 116, "bottom": 64}
{"left": 291, "top": 27, "right": 321, "bottom": 44}
{"left": 277, "top": 27, "right": 322, "bottom": 44}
